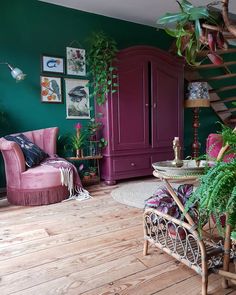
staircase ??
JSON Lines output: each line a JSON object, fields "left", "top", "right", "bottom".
{"left": 184, "top": 35, "right": 236, "bottom": 127}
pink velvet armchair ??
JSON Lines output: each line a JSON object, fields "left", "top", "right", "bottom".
{"left": 206, "top": 133, "right": 235, "bottom": 162}
{"left": 0, "top": 127, "right": 69, "bottom": 206}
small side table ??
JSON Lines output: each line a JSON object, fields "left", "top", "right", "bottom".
{"left": 66, "top": 155, "right": 103, "bottom": 186}
{"left": 144, "top": 163, "right": 224, "bottom": 295}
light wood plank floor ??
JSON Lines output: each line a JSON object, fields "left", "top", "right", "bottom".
{"left": 0, "top": 179, "right": 236, "bottom": 295}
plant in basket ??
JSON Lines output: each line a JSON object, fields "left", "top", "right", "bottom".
{"left": 145, "top": 184, "right": 197, "bottom": 239}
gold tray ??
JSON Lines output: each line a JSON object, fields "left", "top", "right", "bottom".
{"left": 152, "top": 160, "right": 207, "bottom": 177}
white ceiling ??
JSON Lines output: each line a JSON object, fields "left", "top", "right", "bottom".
{"left": 40, "top": 0, "right": 236, "bottom": 27}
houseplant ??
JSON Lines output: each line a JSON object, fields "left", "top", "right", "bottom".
{"left": 157, "top": 0, "right": 226, "bottom": 65}
{"left": 87, "top": 31, "right": 118, "bottom": 105}
{"left": 89, "top": 166, "right": 97, "bottom": 177}
{"left": 186, "top": 125, "right": 236, "bottom": 239}
{"left": 71, "top": 130, "right": 87, "bottom": 158}
{"left": 87, "top": 117, "right": 102, "bottom": 140}
{"left": 83, "top": 171, "right": 90, "bottom": 181}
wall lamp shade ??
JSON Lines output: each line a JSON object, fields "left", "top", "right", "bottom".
{"left": 185, "top": 82, "right": 210, "bottom": 108}
{"left": 0, "top": 62, "right": 26, "bottom": 81}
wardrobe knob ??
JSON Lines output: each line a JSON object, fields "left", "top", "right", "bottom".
{"left": 145, "top": 104, "right": 149, "bottom": 107}
{"left": 153, "top": 103, "right": 157, "bottom": 108}
{"left": 131, "top": 162, "right": 135, "bottom": 167}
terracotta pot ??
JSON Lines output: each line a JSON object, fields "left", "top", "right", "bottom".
{"left": 83, "top": 175, "right": 90, "bottom": 181}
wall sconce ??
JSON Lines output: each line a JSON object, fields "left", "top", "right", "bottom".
{"left": 0, "top": 62, "right": 26, "bottom": 81}
{"left": 185, "top": 82, "right": 210, "bottom": 158}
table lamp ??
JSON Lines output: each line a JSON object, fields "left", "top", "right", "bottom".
{"left": 185, "top": 82, "right": 210, "bottom": 158}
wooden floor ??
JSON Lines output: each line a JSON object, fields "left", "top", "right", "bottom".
{"left": 0, "top": 180, "right": 236, "bottom": 295}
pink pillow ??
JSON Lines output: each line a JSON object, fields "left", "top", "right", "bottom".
{"left": 206, "top": 134, "right": 235, "bottom": 162}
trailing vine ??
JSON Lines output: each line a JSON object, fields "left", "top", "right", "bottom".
{"left": 87, "top": 31, "right": 118, "bottom": 105}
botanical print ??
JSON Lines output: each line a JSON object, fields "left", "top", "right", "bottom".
{"left": 65, "top": 78, "right": 90, "bottom": 119}
{"left": 40, "top": 76, "right": 62, "bottom": 103}
{"left": 66, "top": 47, "right": 86, "bottom": 76}
{"left": 41, "top": 55, "right": 64, "bottom": 74}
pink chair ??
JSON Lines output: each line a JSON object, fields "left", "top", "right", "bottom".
{"left": 0, "top": 127, "right": 69, "bottom": 206}
{"left": 206, "top": 133, "right": 235, "bottom": 162}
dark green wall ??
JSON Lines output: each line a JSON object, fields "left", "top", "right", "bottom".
{"left": 0, "top": 0, "right": 219, "bottom": 186}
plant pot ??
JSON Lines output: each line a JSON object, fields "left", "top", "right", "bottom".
{"left": 83, "top": 175, "right": 90, "bottom": 181}
{"left": 168, "top": 224, "right": 186, "bottom": 240}
{"left": 76, "top": 149, "right": 83, "bottom": 158}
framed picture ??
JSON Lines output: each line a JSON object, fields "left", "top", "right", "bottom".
{"left": 66, "top": 47, "right": 86, "bottom": 76}
{"left": 41, "top": 55, "right": 65, "bottom": 74}
{"left": 40, "top": 76, "right": 63, "bottom": 103}
{"left": 65, "top": 78, "right": 90, "bottom": 119}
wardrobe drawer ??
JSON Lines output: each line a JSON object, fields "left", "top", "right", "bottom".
{"left": 113, "top": 156, "right": 151, "bottom": 173}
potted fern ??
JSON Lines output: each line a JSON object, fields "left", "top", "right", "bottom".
{"left": 186, "top": 125, "right": 236, "bottom": 239}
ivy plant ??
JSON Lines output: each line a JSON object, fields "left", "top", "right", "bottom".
{"left": 87, "top": 31, "right": 118, "bottom": 105}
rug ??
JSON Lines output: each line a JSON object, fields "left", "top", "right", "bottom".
{"left": 111, "top": 179, "right": 188, "bottom": 209}
{"left": 111, "top": 179, "right": 182, "bottom": 209}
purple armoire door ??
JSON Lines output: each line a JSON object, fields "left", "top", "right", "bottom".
{"left": 112, "top": 56, "right": 150, "bottom": 151}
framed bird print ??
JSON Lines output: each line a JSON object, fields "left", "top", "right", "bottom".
{"left": 65, "top": 78, "right": 90, "bottom": 119}
{"left": 41, "top": 55, "right": 65, "bottom": 74}
{"left": 40, "top": 76, "right": 63, "bottom": 103}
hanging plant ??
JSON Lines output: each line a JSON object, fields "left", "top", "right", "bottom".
{"left": 157, "top": 0, "right": 226, "bottom": 66}
{"left": 87, "top": 31, "right": 118, "bottom": 105}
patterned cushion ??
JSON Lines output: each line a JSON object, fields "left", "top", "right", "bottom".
{"left": 4, "top": 134, "right": 48, "bottom": 167}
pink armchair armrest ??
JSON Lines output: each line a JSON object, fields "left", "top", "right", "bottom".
{"left": 0, "top": 138, "right": 26, "bottom": 188}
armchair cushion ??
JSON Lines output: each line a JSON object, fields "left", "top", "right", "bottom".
{"left": 4, "top": 133, "right": 48, "bottom": 167}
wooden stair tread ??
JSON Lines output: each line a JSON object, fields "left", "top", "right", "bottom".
{"left": 188, "top": 73, "right": 236, "bottom": 82}
{"left": 197, "top": 48, "right": 236, "bottom": 57}
{"left": 196, "top": 61, "right": 236, "bottom": 69}
{"left": 209, "top": 85, "right": 236, "bottom": 94}
{"left": 217, "top": 108, "right": 236, "bottom": 114}
{"left": 211, "top": 97, "right": 236, "bottom": 104}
